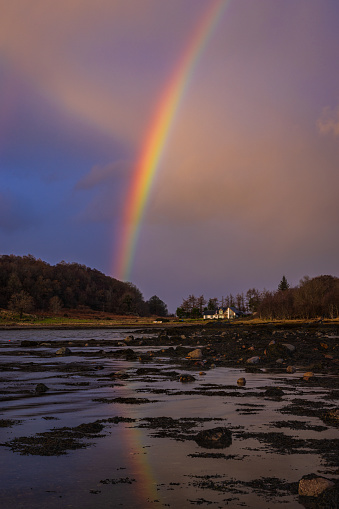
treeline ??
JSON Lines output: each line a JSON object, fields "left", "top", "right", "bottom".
{"left": 0, "top": 255, "right": 168, "bottom": 317}
{"left": 177, "top": 275, "right": 339, "bottom": 320}
{"left": 177, "top": 294, "right": 247, "bottom": 318}
{"left": 257, "top": 275, "right": 339, "bottom": 320}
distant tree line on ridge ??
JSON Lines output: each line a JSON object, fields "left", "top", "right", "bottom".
{"left": 177, "top": 275, "right": 339, "bottom": 320}
{"left": 0, "top": 255, "right": 168, "bottom": 318}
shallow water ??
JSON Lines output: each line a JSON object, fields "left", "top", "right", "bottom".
{"left": 0, "top": 329, "right": 337, "bottom": 509}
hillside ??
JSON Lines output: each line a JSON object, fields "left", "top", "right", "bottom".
{"left": 0, "top": 254, "right": 147, "bottom": 316}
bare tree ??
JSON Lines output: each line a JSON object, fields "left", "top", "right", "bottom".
{"left": 9, "top": 291, "right": 34, "bottom": 318}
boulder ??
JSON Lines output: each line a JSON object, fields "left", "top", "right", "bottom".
{"left": 237, "top": 377, "right": 246, "bottom": 386}
{"left": 298, "top": 474, "right": 335, "bottom": 497}
{"left": 246, "top": 356, "right": 260, "bottom": 364}
{"left": 179, "top": 374, "right": 196, "bottom": 383}
{"left": 195, "top": 427, "right": 232, "bottom": 449}
{"left": 187, "top": 349, "right": 202, "bottom": 360}
{"left": 35, "top": 383, "right": 48, "bottom": 393}
{"left": 56, "top": 347, "right": 71, "bottom": 356}
{"left": 264, "top": 387, "right": 284, "bottom": 398}
{"left": 323, "top": 409, "right": 339, "bottom": 424}
{"left": 282, "top": 343, "right": 296, "bottom": 353}
{"left": 286, "top": 365, "right": 296, "bottom": 373}
{"left": 125, "top": 348, "right": 136, "bottom": 360}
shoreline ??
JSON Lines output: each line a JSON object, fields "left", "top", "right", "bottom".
{"left": 0, "top": 317, "right": 338, "bottom": 330}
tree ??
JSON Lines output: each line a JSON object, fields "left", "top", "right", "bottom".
{"left": 236, "top": 293, "right": 245, "bottom": 312}
{"left": 147, "top": 295, "right": 168, "bottom": 317}
{"left": 49, "top": 296, "right": 63, "bottom": 313}
{"left": 9, "top": 291, "right": 34, "bottom": 318}
{"left": 207, "top": 298, "right": 218, "bottom": 310}
{"left": 190, "top": 307, "right": 201, "bottom": 318}
{"left": 196, "top": 295, "right": 206, "bottom": 314}
{"left": 245, "top": 288, "right": 261, "bottom": 312}
{"left": 176, "top": 307, "right": 187, "bottom": 319}
{"left": 278, "top": 275, "right": 290, "bottom": 291}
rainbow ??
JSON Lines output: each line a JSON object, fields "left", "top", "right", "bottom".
{"left": 114, "top": 0, "right": 229, "bottom": 281}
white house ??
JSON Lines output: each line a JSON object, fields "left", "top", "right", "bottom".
{"left": 203, "top": 307, "right": 241, "bottom": 320}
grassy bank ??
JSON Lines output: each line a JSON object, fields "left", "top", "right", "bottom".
{"left": 1, "top": 308, "right": 339, "bottom": 329}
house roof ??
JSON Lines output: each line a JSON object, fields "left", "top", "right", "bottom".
{"left": 229, "top": 306, "right": 241, "bottom": 314}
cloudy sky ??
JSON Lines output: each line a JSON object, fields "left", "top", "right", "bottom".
{"left": 1, "top": 0, "right": 338, "bottom": 312}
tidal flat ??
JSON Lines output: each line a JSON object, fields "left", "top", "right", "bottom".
{"left": 0, "top": 322, "right": 338, "bottom": 508}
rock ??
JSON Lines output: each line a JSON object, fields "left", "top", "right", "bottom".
{"left": 125, "top": 348, "right": 136, "bottom": 360}
{"left": 303, "top": 371, "right": 314, "bottom": 380}
{"left": 56, "top": 347, "right": 71, "bottom": 356}
{"left": 264, "top": 387, "right": 284, "bottom": 398}
{"left": 124, "top": 335, "right": 134, "bottom": 344}
{"left": 298, "top": 474, "right": 335, "bottom": 497}
{"left": 286, "top": 365, "right": 296, "bottom": 373}
{"left": 237, "top": 377, "right": 246, "bottom": 386}
{"left": 282, "top": 343, "right": 296, "bottom": 353}
{"left": 246, "top": 356, "right": 260, "bottom": 364}
{"left": 40, "top": 342, "right": 51, "bottom": 347}
{"left": 276, "top": 358, "right": 284, "bottom": 364}
{"left": 195, "top": 427, "right": 232, "bottom": 449}
{"left": 35, "top": 383, "right": 48, "bottom": 393}
{"left": 187, "top": 349, "right": 202, "bottom": 360}
{"left": 323, "top": 409, "right": 339, "bottom": 424}
{"left": 179, "top": 374, "right": 196, "bottom": 383}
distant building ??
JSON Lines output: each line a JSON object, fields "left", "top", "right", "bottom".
{"left": 203, "top": 307, "right": 241, "bottom": 320}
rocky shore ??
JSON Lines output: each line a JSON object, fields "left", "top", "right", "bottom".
{"left": 1, "top": 321, "right": 338, "bottom": 508}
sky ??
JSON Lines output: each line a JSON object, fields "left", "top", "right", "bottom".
{"left": 1, "top": 0, "right": 339, "bottom": 313}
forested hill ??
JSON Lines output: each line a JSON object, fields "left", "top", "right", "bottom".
{"left": 0, "top": 254, "right": 150, "bottom": 316}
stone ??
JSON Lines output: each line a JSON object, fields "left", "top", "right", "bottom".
{"left": 237, "top": 377, "right": 246, "bottom": 386}
{"left": 179, "top": 374, "right": 196, "bottom": 383}
{"left": 195, "top": 427, "right": 232, "bottom": 449}
{"left": 264, "top": 387, "right": 284, "bottom": 398}
{"left": 56, "top": 347, "right": 71, "bottom": 355}
{"left": 298, "top": 474, "right": 335, "bottom": 497}
{"left": 286, "top": 365, "right": 296, "bottom": 373}
{"left": 246, "top": 356, "right": 260, "bottom": 364}
{"left": 323, "top": 409, "right": 339, "bottom": 423}
{"left": 282, "top": 343, "right": 296, "bottom": 352}
{"left": 35, "top": 383, "right": 48, "bottom": 393}
{"left": 187, "top": 349, "right": 202, "bottom": 360}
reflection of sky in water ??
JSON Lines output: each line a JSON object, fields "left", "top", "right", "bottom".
{"left": 0, "top": 329, "right": 337, "bottom": 509}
